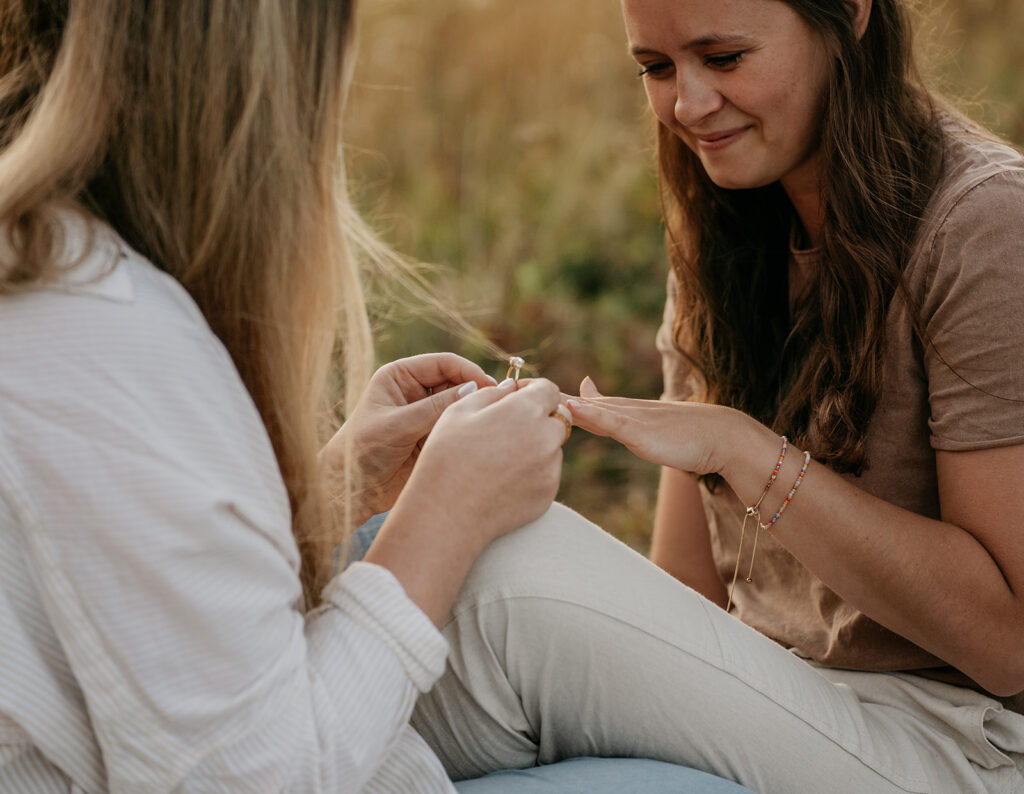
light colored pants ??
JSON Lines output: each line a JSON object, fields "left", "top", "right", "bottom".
{"left": 412, "top": 503, "right": 1024, "bottom": 794}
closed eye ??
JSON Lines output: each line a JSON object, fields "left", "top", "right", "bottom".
{"left": 637, "top": 61, "right": 673, "bottom": 79}
{"left": 704, "top": 52, "right": 744, "bottom": 69}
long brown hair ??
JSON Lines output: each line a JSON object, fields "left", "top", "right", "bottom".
{"left": 659, "top": 0, "right": 943, "bottom": 474}
{"left": 0, "top": 0, "right": 369, "bottom": 605}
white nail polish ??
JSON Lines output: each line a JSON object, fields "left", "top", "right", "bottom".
{"left": 497, "top": 377, "right": 515, "bottom": 388}
{"left": 486, "top": 375, "right": 498, "bottom": 385}
{"left": 457, "top": 382, "right": 478, "bottom": 398}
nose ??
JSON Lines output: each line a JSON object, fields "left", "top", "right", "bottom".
{"left": 674, "top": 69, "right": 724, "bottom": 127}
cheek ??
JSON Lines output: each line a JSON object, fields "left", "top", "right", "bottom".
{"left": 644, "top": 83, "right": 677, "bottom": 128}
{"left": 783, "top": 74, "right": 828, "bottom": 148}
{"left": 753, "top": 66, "right": 821, "bottom": 139}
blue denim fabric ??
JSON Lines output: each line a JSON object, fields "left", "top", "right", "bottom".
{"left": 347, "top": 514, "right": 754, "bottom": 794}
{"left": 454, "top": 757, "right": 754, "bottom": 793}
{"left": 349, "top": 512, "right": 388, "bottom": 564}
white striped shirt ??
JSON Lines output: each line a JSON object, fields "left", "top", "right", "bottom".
{"left": 0, "top": 216, "right": 456, "bottom": 792}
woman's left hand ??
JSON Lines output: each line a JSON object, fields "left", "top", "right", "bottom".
{"left": 321, "top": 353, "right": 496, "bottom": 525}
{"left": 567, "top": 376, "right": 750, "bottom": 477}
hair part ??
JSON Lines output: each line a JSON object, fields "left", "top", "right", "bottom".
{"left": 659, "top": 0, "right": 943, "bottom": 474}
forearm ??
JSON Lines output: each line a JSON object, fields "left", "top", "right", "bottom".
{"left": 652, "top": 467, "right": 728, "bottom": 608}
{"left": 363, "top": 493, "right": 489, "bottom": 627}
{"left": 719, "top": 414, "right": 1024, "bottom": 694}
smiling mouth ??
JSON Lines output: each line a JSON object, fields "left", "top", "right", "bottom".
{"left": 694, "top": 127, "right": 750, "bottom": 151}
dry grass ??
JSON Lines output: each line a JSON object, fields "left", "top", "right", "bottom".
{"left": 344, "top": 0, "right": 1023, "bottom": 550}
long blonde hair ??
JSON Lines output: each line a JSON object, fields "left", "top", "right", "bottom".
{"left": 0, "top": 0, "right": 371, "bottom": 605}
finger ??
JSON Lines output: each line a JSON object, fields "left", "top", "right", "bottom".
{"left": 566, "top": 398, "right": 622, "bottom": 439}
{"left": 456, "top": 382, "right": 479, "bottom": 399}
{"left": 550, "top": 403, "right": 573, "bottom": 445}
{"left": 512, "top": 377, "right": 562, "bottom": 411}
{"left": 394, "top": 353, "right": 496, "bottom": 399}
{"left": 450, "top": 375, "right": 519, "bottom": 411}
{"left": 382, "top": 376, "right": 510, "bottom": 444}
{"left": 425, "top": 375, "right": 516, "bottom": 421}
{"left": 579, "top": 376, "right": 603, "bottom": 398}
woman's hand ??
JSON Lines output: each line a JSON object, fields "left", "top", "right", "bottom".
{"left": 365, "top": 376, "right": 568, "bottom": 624}
{"left": 567, "top": 376, "right": 748, "bottom": 477}
{"left": 321, "top": 353, "right": 496, "bottom": 526}
{"left": 399, "top": 376, "right": 567, "bottom": 545}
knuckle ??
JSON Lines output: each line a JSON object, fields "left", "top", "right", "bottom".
{"left": 429, "top": 390, "right": 451, "bottom": 418}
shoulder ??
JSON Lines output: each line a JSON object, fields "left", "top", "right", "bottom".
{"left": 1, "top": 215, "right": 239, "bottom": 438}
{"left": 0, "top": 212, "right": 291, "bottom": 546}
{"left": 918, "top": 119, "right": 1024, "bottom": 254}
{"left": 898, "top": 124, "right": 1024, "bottom": 447}
{"left": 907, "top": 121, "right": 1024, "bottom": 300}
{"left": 1, "top": 211, "right": 222, "bottom": 376}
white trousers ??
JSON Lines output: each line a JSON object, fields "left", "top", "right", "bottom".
{"left": 411, "top": 504, "right": 1024, "bottom": 794}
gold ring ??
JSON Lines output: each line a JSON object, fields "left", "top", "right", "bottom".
{"left": 550, "top": 404, "right": 572, "bottom": 445}
{"left": 505, "top": 356, "right": 525, "bottom": 382}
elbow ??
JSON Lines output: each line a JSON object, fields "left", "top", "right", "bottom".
{"left": 966, "top": 625, "right": 1024, "bottom": 697}
{"left": 976, "top": 663, "right": 1024, "bottom": 699}
{"left": 975, "top": 671, "right": 1024, "bottom": 699}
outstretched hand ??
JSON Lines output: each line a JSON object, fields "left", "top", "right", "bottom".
{"left": 568, "top": 376, "right": 743, "bottom": 477}
{"left": 321, "top": 353, "right": 496, "bottom": 526}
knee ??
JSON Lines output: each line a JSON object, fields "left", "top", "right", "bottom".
{"left": 456, "top": 502, "right": 612, "bottom": 602}
{"left": 449, "top": 501, "right": 689, "bottom": 632}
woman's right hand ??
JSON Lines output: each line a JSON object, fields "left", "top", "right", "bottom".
{"left": 363, "top": 377, "right": 568, "bottom": 624}
{"left": 403, "top": 376, "right": 567, "bottom": 545}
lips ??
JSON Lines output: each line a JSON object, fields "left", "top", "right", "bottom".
{"left": 694, "top": 126, "right": 750, "bottom": 151}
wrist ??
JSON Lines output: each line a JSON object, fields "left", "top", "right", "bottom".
{"left": 716, "top": 411, "right": 791, "bottom": 502}
{"left": 364, "top": 491, "right": 490, "bottom": 626}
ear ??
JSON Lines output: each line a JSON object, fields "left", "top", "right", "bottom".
{"left": 847, "top": 0, "right": 872, "bottom": 39}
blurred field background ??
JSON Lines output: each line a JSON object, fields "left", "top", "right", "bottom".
{"left": 344, "top": 0, "right": 1024, "bottom": 551}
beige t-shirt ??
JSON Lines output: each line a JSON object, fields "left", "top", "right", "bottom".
{"left": 657, "top": 121, "right": 1024, "bottom": 711}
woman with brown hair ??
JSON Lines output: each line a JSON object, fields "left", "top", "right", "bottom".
{"left": 563, "top": 0, "right": 1024, "bottom": 788}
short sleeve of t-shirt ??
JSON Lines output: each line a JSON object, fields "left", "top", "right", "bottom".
{"left": 921, "top": 169, "right": 1024, "bottom": 450}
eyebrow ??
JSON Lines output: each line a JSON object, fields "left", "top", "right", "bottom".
{"left": 629, "top": 33, "right": 750, "bottom": 56}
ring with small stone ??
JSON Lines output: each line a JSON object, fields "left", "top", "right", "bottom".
{"left": 505, "top": 356, "right": 525, "bottom": 383}
{"left": 550, "top": 403, "right": 573, "bottom": 445}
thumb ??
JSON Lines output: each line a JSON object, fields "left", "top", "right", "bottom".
{"left": 579, "top": 376, "right": 603, "bottom": 398}
{"left": 392, "top": 381, "right": 472, "bottom": 440}
{"left": 420, "top": 377, "right": 514, "bottom": 424}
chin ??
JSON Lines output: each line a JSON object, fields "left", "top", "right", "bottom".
{"left": 704, "top": 173, "right": 770, "bottom": 191}
{"left": 703, "top": 171, "right": 775, "bottom": 191}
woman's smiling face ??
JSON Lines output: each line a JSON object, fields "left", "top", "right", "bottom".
{"left": 623, "top": 0, "right": 832, "bottom": 194}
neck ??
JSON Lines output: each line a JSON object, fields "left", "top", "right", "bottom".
{"left": 781, "top": 157, "right": 825, "bottom": 249}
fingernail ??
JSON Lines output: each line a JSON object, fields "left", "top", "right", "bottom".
{"left": 567, "top": 399, "right": 582, "bottom": 411}
{"left": 485, "top": 374, "right": 498, "bottom": 385}
{"left": 457, "top": 381, "right": 479, "bottom": 399}
{"left": 497, "top": 377, "right": 515, "bottom": 389}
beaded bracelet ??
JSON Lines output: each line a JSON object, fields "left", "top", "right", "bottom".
{"left": 764, "top": 450, "right": 811, "bottom": 530}
{"left": 726, "top": 436, "right": 787, "bottom": 613}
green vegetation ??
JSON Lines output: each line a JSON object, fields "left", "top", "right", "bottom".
{"left": 345, "top": 0, "right": 1024, "bottom": 550}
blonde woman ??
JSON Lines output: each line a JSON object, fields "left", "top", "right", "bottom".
{"left": 0, "top": 1, "right": 570, "bottom": 790}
